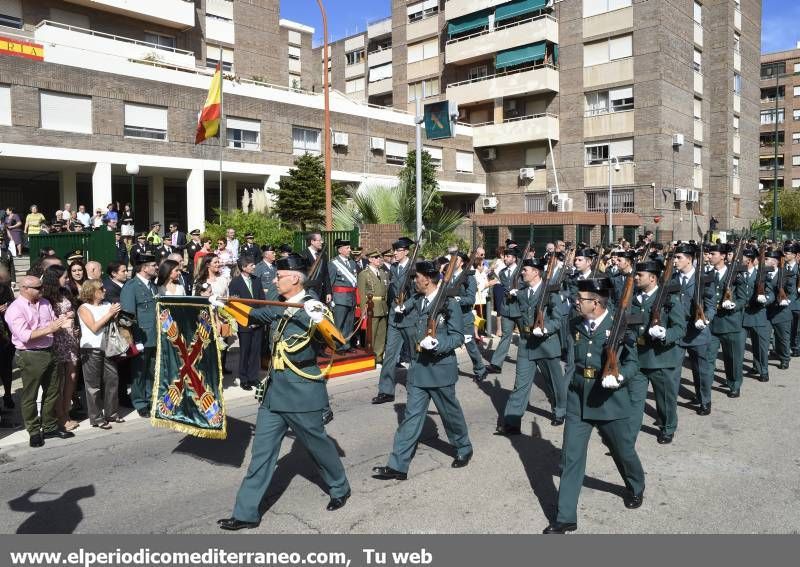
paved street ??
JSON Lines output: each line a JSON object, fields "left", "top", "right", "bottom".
{"left": 0, "top": 338, "right": 798, "bottom": 534}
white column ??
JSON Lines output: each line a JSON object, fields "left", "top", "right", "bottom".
{"left": 187, "top": 169, "right": 206, "bottom": 233}
{"left": 150, "top": 175, "right": 165, "bottom": 226}
{"left": 225, "top": 178, "right": 237, "bottom": 212}
{"left": 59, "top": 168, "right": 77, "bottom": 210}
{"left": 91, "top": 162, "right": 112, "bottom": 213}
{"left": 263, "top": 175, "right": 277, "bottom": 207}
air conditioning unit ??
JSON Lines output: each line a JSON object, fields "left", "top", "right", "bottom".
{"left": 519, "top": 167, "right": 536, "bottom": 180}
{"left": 558, "top": 197, "right": 574, "bottom": 212}
{"left": 333, "top": 132, "right": 349, "bottom": 147}
{"left": 480, "top": 148, "right": 497, "bottom": 160}
{"left": 687, "top": 189, "right": 700, "bottom": 202}
{"left": 674, "top": 188, "right": 688, "bottom": 201}
{"left": 672, "top": 133, "right": 685, "bottom": 147}
{"left": 481, "top": 195, "right": 498, "bottom": 210}
{"left": 551, "top": 193, "right": 569, "bottom": 207}
{"left": 370, "top": 136, "right": 385, "bottom": 151}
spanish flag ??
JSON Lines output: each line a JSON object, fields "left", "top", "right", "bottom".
{"left": 195, "top": 63, "right": 222, "bottom": 144}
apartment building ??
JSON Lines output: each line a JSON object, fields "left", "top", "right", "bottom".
{"left": 0, "top": 0, "right": 484, "bottom": 233}
{"left": 759, "top": 42, "right": 800, "bottom": 194}
{"left": 318, "top": 0, "right": 760, "bottom": 247}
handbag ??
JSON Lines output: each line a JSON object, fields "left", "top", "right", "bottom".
{"left": 102, "top": 320, "right": 131, "bottom": 358}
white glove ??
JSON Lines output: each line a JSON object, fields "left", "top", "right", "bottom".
{"left": 757, "top": 294, "right": 767, "bottom": 304}
{"left": 694, "top": 319, "right": 707, "bottom": 330}
{"left": 394, "top": 304, "right": 405, "bottom": 314}
{"left": 509, "top": 289, "right": 518, "bottom": 297}
{"left": 208, "top": 294, "right": 224, "bottom": 308}
{"left": 304, "top": 300, "right": 325, "bottom": 324}
{"left": 532, "top": 327, "right": 544, "bottom": 337}
{"left": 454, "top": 296, "right": 461, "bottom": 303}
{"left": 780, "top": 299, "right": 791, "bottom": 307}
{"left": 602, "top": 375, "right": 622, "bottom": 389}
{"left": 419, "top": 336, "right": 439, "bottom": 351}
{"left": 722, "top": 300, "right": 736, "bottom": 310}
{"left": 648, "top": 326, "right": 666, "bottom": 340}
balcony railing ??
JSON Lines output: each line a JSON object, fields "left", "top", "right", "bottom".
{"left": 35, "top": 20, "right": 193, "bottom": 55}
{"left": 446, "top": 13, "right": 557, "bottom": 45}
{"left": 586, "top": 189, "right": 635, "bottom": 213}
{"left": 448, "top": 61, "right": 558, "bottom": 89}
{"left": 524, "top": 193, "right": 548, "bottom": 213}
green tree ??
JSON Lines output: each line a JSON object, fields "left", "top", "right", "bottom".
{"left": 397, "top": 149, "right": 443, "bottom": 225}
{"left": 268, "top": 153, "right": 349, "bottom": 230}
{"left": 203, "top": 209, "right": 294, "bottom": 247}
{"left": 761, "top": 189, "right": 800, "bottom": 231}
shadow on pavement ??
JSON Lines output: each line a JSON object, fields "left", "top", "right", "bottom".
{"left": 172, "top": 416, "right": 254, "bottom": 468}
{"left": 8, "top": 485, "right": 95, "bottom": 534}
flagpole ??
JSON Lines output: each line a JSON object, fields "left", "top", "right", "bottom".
{"left": 218, "top": 47, "right": 224, "bottom": 224}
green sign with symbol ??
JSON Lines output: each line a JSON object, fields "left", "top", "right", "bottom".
{"left": 424, "top": 100, "right": 455, "bottom": 140}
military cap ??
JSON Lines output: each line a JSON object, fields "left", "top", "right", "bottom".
{"left": 245, "top": 233, "right": 255, "bottom": 239}
{"left": 674, "top": 244, "right": 698, "bottom": 256}
{"left": 150, "top": 221, "right": 161, "bottom": 228}
{"left": 135, "top": 253, "right": 157, "bottom": 265}
{"left": 742, "top": 247, "right": 758, "bottom": 259}
{"left": 366, "top": 250, "right": 381, "bottom": 258}
{"left": 612, "top": 250, "right": 637, "bottom": 260}
{"left": 766, "top": 249, "right": 784, "bottom": 260}
{"left": 136, "top": 232, "right": 147, "bottom": 240}
{"left": 503, "top": 247, "right": 521, "bottom": 258}
{"left": 392, "top": 237, "right": 413, "bottom": 250}
{"left": 505, "top": 239, "right": 518, "bottom": 248}
{"left": 352, "top": 247, "right": 363, "bottom": 255}
{"left": 278, "top": 243, "right": 293, "bottom": 254}
{"left": 456, "top": 251, "right": 469, "bottom": 264}
{"left": 575, "top": 277, "right": 613, "bottom": 296}
{"left": 66, "top": 249, "right": 84, "bottom": 262}
{"left": 415, "top": 260, "right": 440, "bottom": 277}
{"left": 261, "top": 244, "right": 275, "bottom": 252}
{"left": 635, "top": 260, "right": 664, "bottom": 275}
{"left": 706, "top": 243, "right": 727, "bottom": 253}
{"left": 575, "top": 248, "right": 597, "bottom": 259}
{"left": 784, "top": 243, "right": 800, "bottom": 254}
{"left": 522, "top": 258, "right": 547, "bottom": 271}
{"left": 190, "top": 229, "right": 201, "bottom": 236}
{"left": 334, "top": 238, "right": 350, "bottom": 248}
{"left": 275, "top": 253, "right": 308, "bottom": 272}
{"left": 382, "top": 249, "right": 394, "bottom": 257}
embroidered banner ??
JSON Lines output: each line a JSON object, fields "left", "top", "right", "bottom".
{"left": 151, "top": 297, "right": 227, "bottom": 439}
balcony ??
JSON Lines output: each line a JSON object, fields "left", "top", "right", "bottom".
{"left": 584, "top": 162, "right": 635, "bottom": 188}
{"left": 368, "top": 77, "right": 393, "bottom": 96}
{"left": 368, "top": 48, "right": 392, "bottom": 67}
{"left": 472, "top": 113, "right": 558, "bottom": 147}
{"left": 583, "top": 7, "right": 633, "bottom": 39}
{"left": 407, "top": 56, "right": 440, "bottom": 81}
{"left": 585, "top": 188, "right": 635, "bottom": 213}
{"left": 446, "top": 14, "right": 557, "bottom": 65}
{"left": 407, "top": 16, "right": 440, "bottom": 42}
{"left": 206, "top": 15, "right": 234, "bottom": 44}
{"left": 693, "top": 71, "right": 703, "bottom": 94}
{"left": 694, "top": 119, "right": 703, "bottom": 142}
{"left": 446, "top": 0, "right": 510, "bottom": 21}
{"left": 733, "top": 133, "right": 740, "bottom": 154}
{"left": 693, "top": 167, "right": 703, "bottom": 189}
{"left": 733, "top": 93, "right": 741, "bottom": 113}
{"left": 583, "top": 58, "right": 633, "bottom": 89}
{"left": 693, "top": 22, "right": 703, "bottom": 47}
{"left": 584, "top": 110, "right": 634, "bottom": 138}
{"left": 34, "top": 20, "right": 195, "bottom": 68}
{"left": 368, "top": 17, "right": 392, "bottom": 39}
{"left": 447, "top": 63, "right": 558, "bottom": 106}
{"left": 734, "top": 51, "right": 741, "bottom": 72}
{"left": 64, "top": 0, "right": 195, "bottom": 28}
{"left": 345, "top": 63, "right": 365, "bottom": 79}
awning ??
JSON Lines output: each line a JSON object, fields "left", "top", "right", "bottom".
{"left": 495, "top": 0, "right": 548, "bottom": 24}
{"left": 495, "top": 41, "right": 546, "bottom": 69}
{"left": 447, "top": 11, "right": 490, "bottom": 37}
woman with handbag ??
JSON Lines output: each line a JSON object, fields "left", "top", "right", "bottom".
{"left": 77, "top": 280, "right": 123, "bottom": 429}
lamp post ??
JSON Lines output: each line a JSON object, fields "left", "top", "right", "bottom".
{"left": 125, "top": 161, "right": 139, "bottom": 232}
{"left": 607, "top": 155, "right": 620, "bottom": 245}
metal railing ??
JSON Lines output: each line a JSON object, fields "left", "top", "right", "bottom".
{"left": 35, "top": 20, "right": 194, "bottom": 56}
{"left": 586, "top": 189, "right": 635, "bottom": 213}
{"left": 524, "top": 194, "right": 547, "bottom": 213}
{"left": 448, "top": 61, "right": 558, "bottom": 89}
{"left": 446, "top": 13, "right": 557, "bottom": 45}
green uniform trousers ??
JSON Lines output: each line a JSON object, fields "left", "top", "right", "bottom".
{"left": 464, "top": 336, "right": 486, "bottom": 375}
{"left": 708, "top": 331, "right": 745, "bottom": 393}
{"left": 556, "top": 404, "right": 645, "bottom": 524}
{"left": 232, "top": 405, "right": 350, "bottom": 523}
{"left": 745, "top": 326, "right": 770, "bottom": 376}
{"left": 502, "top": 356, "right": 564, "bottom": 426}
{"left": 770, "top": 320, "right": 792, "bottom": 365}
{"left": 490, "top": 316, "right": 519, "bottom": 368}
{"left": 371, "top": 315, "right": 387, "bottom": 363}
{"left": 686, "top": 345, "right": 715, "bottom": 406}
{"left": 387, "top": 383, "right": 472, "bottom": 473}
{"left": 377, "top": 324, "right": 408, "bottom": 396}
{"left": 130, "top": 347, "right": 156, "bottom": 411}
{"left": 627, "top": 372, "right": 649, "bottom": 441}
{"left": 645, "top": 366, "right": 682, "bottom": 435}
{"left": 17, "top": 350, "right": 59, "bottom": 436}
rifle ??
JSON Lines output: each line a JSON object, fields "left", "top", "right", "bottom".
{"left": 693, "top": 237, "right": 709, "bottom": 324}
{"left": 532, "top": 252, "right": 559, "bottom": 332}
{"left": 547, "top": 247, "right": 575, "bottom": 293}
{"left": 649, "top": 245, "right": 679, "bottom": 328}
{"left": 776, "top": 254, "right": 789, "bottom": 304}
{"left": 589, "top": 244, "right": 605, "bottom": 278}
{"left": 601, "top": 264, "right": 636, "bottom": 379}
{"left": 395, "top": 231, "right": 425, "bottom": 307}
{"left": 422, "top": 252, "right": 459, "bottom": 344}
{"left": 755, "top": 243, "right": 768, "bottom": 298}
{"left": 506, "top": 242, "right": 531, "bottom": 299}
{"left": 447, "top": 249, "right": 478, "bottom": 298}
{"left": 720, "top": 235, "right": 747, "bottom": 307}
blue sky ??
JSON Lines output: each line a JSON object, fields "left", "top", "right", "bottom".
{"left": 282, "top": 0, "right": 798, "bottom": 53}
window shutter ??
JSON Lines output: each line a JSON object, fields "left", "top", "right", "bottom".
{"left": 40, "top": 91, "right": 92, "bottom": 134}
{"left": 124, "top": 103, "right": 167, "bottom": 129}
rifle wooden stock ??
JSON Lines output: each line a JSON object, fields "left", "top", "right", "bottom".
{"left": 601, "top": 271, "right": 635, "bottom": 379}
{"left": 755, "top": 244, "right": 768, "bottom": 297}
{"left": 721, "top": 235, "right": 748, "bottom": 307}
{"left": 533, "top": 253, "right": 558, "bottom": 331}
{"left": 777, "top": 256, "right": 789, "bottom": 303}
{"left": 424, "top": 252, "right": 459, "bottom": 340}
{"left": 547, "top": 247, "right": 575, "bottom": 293}
{"left": 694, "top": 238, "right": 708, "bottom": 323}
{"left": 447, "top": 249, "right": 478, "bottom": 297}
{"left": 589, "top": 244, "right": 605, "bottom": 278}
{"left": 649, "top": 246, "right": 676, "bottom": 328}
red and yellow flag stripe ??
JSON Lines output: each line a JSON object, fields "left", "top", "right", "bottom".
{"left": 195, "top": 64, "right": 222, "bottom": 144}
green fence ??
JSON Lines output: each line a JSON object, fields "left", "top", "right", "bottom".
{"left": 292, "top": 229, "right": 359, "bottom": 258}
{"left": 29, "top": 230, "right": 117, "bottom": 267}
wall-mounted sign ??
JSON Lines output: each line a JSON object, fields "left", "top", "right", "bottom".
{"left": 0, "top": 36, "right": 44, "bottom": 61}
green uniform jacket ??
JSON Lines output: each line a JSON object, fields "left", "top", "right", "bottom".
{"left": 496, "top": 265, "right": 522, "bottom": 318}
{"left": 787, "top": 262, "right": 800, "bottom": 313}
{"left": 741, "top": 268, "right": 773, "bottom": 328}
{"left": 404, "top": 294, "right": 465, "bottom": 388}
{"left": 516, "top": 283, "right": 562, "bottom": 360}
{"left": 631, "top": 288, "right": 687, "bottom": 369}
{"left": 389, "top": 261, "right": 416, "bottom": 329}
{"left": 766, "top": 268, "right": 797, "bottom": 324}
{"left": 710, "top": 267, "right": 747, "bottom": 334}
{"left": 569, "top": 312, "right": 639, "bottom": 421}
{"left": 120, "top": 276, "right": 158, "bottom": 348}
{"left": 357, "top": 266, "right": 390, "bottom": 317}
{"left": 248, "top": 297, "right": 329, "bottom": 413}
{"left": 448, "top": 269, "right": 478, "bottom": 332}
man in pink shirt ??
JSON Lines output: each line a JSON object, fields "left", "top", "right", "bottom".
{"left": 4, "top": 275, "right": 70, "bottom": 447}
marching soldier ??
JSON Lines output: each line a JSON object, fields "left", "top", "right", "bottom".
{"left": 632, "top": 260, "right": 687, "bottom": 444}
{"left": 496, "top": 257, "right": 564, "bottom": 433}
{"left": 673, "top": 244, "right": 717, "bottom": 415}
{"left": 216, "top": 254, "right": 350, "bottom": 531}
{"left": 543, "top": 278, "right": 645, "bottom": 534}
{"left": 357, "top": 250, "right": 390, "bottom": 364}
{"left": 328, "top": 238, "right": 359, "bottom": 352}
{"left": 569, "top": 248, "right": 596, "bottom": 286}
{"left": 765, "top": 249, "right": 796, "bottom": 370}
{"left": 487, "top": 248, "right": 522, "bottom": 374}
{"left": 186, "top": 229, "right": 203, "bottom": 278}
{"left": 741, "top": 249, "right": 773, "bottom": 382}
{"left": 448, "top": 252, "right": 488, "bottom": 381}
{"left": 372, "top": 260, "right": 472, "bottom": 481}
{"left": 610, "top": 250, "right": 637, "bottom": 306}
{"left": 708, "top": 243, "right": 747, "bottom": 398}
{"left": 782, "top": 243, "right": 800, "bottom": 357}
{"left": 129, "top": 233, "right": 150, "bottom": 267}
{"left": 240, "top": 233, "right": 260, "bottom": 262}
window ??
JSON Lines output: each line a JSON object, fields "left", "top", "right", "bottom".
{"left": 795, "top": 63, "right": 800, "bottom": 74}
{"left": 386, "top": 140, "right": 408, "bottom": 165}
{"left": 760, "top": 132, "right": 785, "bottom": 146}
{"left": 694, "top": 97, "right": 702, "bottom": 119}
{"left": 583, "top": 0, "right": 632, "bottom": 18}
{"left": 733, "top": 73, "right": 742, "bottom": 95}
{"left": 227, "top": 117, "right": 260, "bottom": 150}
{"left": 795, "top": 110, "right": 800, "bottom": 121}
{"left": 288, "top": 30, "right": 302, "bottom": 46}
{"left": 525, "top": 146, "right": 547, "bottom": 169}
{"left": 369, "top": 63, "right": 392, "bottom": 82}
{"left": 693, "top": 145, "right": 702, "bottom": 168}
{"left": 346, "top": 77, "right": 365, "bottom": 94}
{"left": 124, "top": 103, "right": 167, "bottom": 140}
{"left": 794, "top": 132, "right": 800, "bottom": 144}
{"left": 761, "top": 86, "right": 785, "bottom": 101}
{"left": 693, "top": 1, "right": 702, "bottom": 24}
{"left": 407, "top": 78, "right": 440, "bottom": 102}
{"left": 423, "top": 146, "right": 443, "bottom": 170}
{"left": 288, "top": 45, "right": 301, "bottom": 60}
{"left": 206, "top": 45, "right": 233, "bottom": 72}
{"left": 759, "top": 157, "right": 783, "bottom": 171}
{"left": 292, "top": 126, "right": 321, "bottom": 156}
{"left": 345, "top": 49, "right": 364, "bottom": 66}
{"left": 733, "top": 115, "right": 739, "bottom": 131}
{"left": 144, "top": 32, "right": 176, "bottom": 50}
{"left": 207, "top": 0, "right": 233, "bottom": 19}
{"left": 584, "top": 86, "right": 633, "bottom": 115}
{"left": 407, "top": 0, "right": 439, "bottom": 23}
{"left": 761, "top": 109, "right": 785, "bottom": 125}
{"left": 693, "top": 49, "right": 702, "bottom": 73}
{"left": 0, "top": 85, "right": 9, "bottom": 126}
{"left": 584, "top": 138, "right": 633, "bottom": 165}
{"left": 794, "top": 86, "right": 800, "bottom": 97}
{"left": 525, "top": 194, "right": 547, "bottom": 213}
{"left": 583, "top": 34, "right": 632, "bottom": 67}
{"left": 468, "top": 65, "right": 488, "bottom": 81}
{"left": 732, "top": 156, "right": 739, "bottom": 177}
{"left": 0, "top": 0, "right": 22, "bottom": 28}
{"left": 733, "top": 32, "right": 740, "bottom": 54}
{"left": 760, "top": 62, "right": 785, "bottom": 79}
{"left": 794, "top": 156, "right": 800, "bottom": 167}
{"left": 289, "top": 74, "right": 301, "bottom": 89}
{"left": 792, "top": 179, "right": 800, "bottom": 189}
{"left": 456, "top": 151, "right": 474, "bottom": 173}
{"left": 40, "top": 91, "right": 92, "bottom": 134}
{"left": 407, "top": 38, "right": 438, "bottom": 64}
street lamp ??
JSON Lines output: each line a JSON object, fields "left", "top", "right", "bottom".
{"left": 125, "top": 161, "right": 139, "bottom": 232}
{"left": 608, "top": 156, "right": 621, "bottom": 245}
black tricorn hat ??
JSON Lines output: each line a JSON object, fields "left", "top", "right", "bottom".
{"left": 522, "top": 258, "right": 547, "bottom": 271}
{"left": 674, "top": 244, "right": 697, "bottom": 256}
{"left": 575, "top": 278, "right": 613, "bottom": 295}
{"left": 392, "top": 237, "right": 414, "bottom": 250}
{"left": 416, "top": 260, "right": 439, "bottom": 277}
{"left": 575, "top": 248, "right": 597, "bottom": 259}
{"left": 135, "top": 253, "right": 157, "bottom": 265}
{"left": 612, "top": 250, "right": 637, "bottom": 260}
{"left": 706, "top": 243, "right": 727, "bottom": 253}
{"left": 741, "top": 247, "right": 758, "bottom": 259}
{"left": 766, "top": 249, "right": 784, "bottom": 260}
{"left": 635, "top": 260, "right": 664, "bottom": 275}
{"left": 275, "top": 253, "right": 308, "bottom": 272}
{"left": 505, "top": 239, "right": 518, "bottom": 247}
{"left": 261, "top": 244, "right": 275, "bottom": 252}
{"left": 334, "top": 238, "right": 350, "bottom": 248}
{"left": 783, "top": 243, "right": 800, "bottom": 254}
{"left": 278, "top": 243, "right": 293, "bottom": 254}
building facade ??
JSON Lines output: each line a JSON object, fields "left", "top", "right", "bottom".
{"left": 0, "top": 0, "right": 484, "bottom": 233}
{"left": 317, "top": 0, "right": 761, "bottom": 246}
